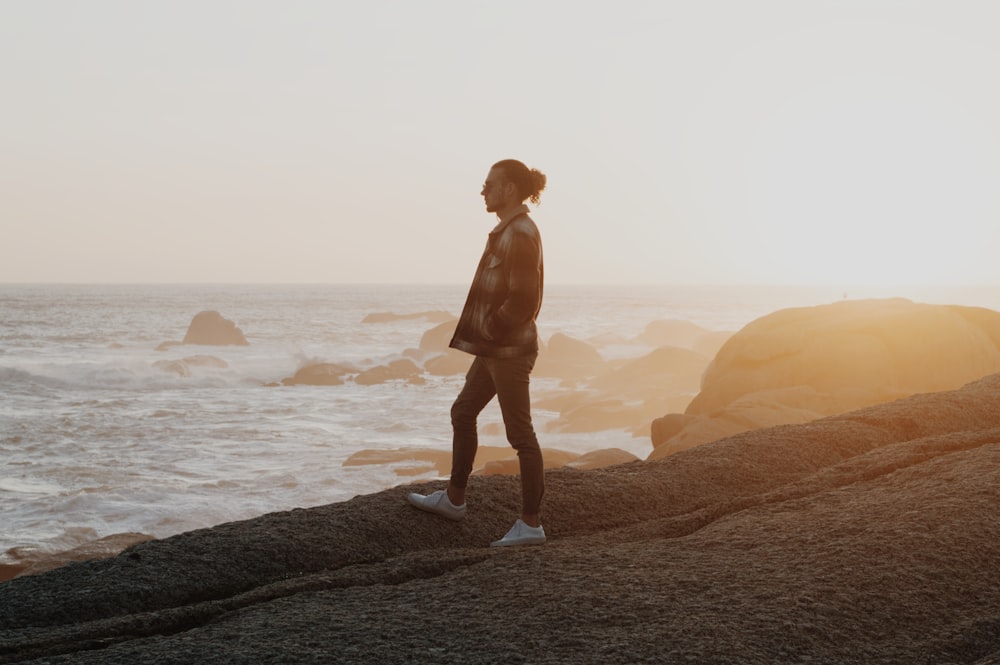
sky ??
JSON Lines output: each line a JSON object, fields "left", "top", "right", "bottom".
{"left": 3, "top": 0, "right": 1000, "bottom": 287}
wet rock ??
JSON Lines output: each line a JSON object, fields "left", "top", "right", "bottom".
{"left": 355, "top": 358, "right": 424, "bottom": 385}
{"left": 182, "top": 311, "right": 249, "bottom": 346}
{"left": 281, "top": 363, "right": 353, "bottom": 386}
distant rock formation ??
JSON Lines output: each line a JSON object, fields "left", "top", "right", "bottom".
{"left": 182, "top": 311, "right": 249, "bottom": 346}
{"left": 650, "top": 298, "right": 1000, "bottom": 459}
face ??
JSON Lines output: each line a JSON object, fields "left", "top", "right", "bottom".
{"left": 481, "top": 167, "right": 514, "bottom": 214}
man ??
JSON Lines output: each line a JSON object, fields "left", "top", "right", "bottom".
{"left": 408, "top": 159, "right": 547, "bottom": 547}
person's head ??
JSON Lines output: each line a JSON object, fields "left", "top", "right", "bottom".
{"left": 481, "top": 159, "right": 547, "bottom": 214}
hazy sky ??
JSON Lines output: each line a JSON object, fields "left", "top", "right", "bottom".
{"left": 4, "top": 1, "right": 1000, "bottom": 286}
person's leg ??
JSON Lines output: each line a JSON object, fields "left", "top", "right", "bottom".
{"left": 489, "top": 353, "right": 544, "bottom": 526}
{"left": 448, "top": 356, "right": 496, "bottom": 505}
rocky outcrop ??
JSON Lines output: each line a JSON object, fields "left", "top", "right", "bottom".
{"left": 182, "top": 311, "right": 249, "bottom": 346}
{"left": 5, "top": 375, "right": 1000, "bottom": 663}
{"left": 650, "top": 299, "right": 1000, "bottom": 459}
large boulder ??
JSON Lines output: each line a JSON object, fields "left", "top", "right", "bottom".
{"left": 182, "top": 311, "right": 249, "bottom": 346}
{"left": 419, "top": 320, "right": 458, "bottom": 352}
{"left": 534, "top": 332, "right": 606, "bottom": 379}
{"left": 650, "top": 298, "right": 1000, "bottom": 459}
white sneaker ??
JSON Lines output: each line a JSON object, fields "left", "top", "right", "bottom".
{"left": 490, "top": 519, "right": 546, "bottom": 547}
{"left": 407, "top": 490, "right": 466, "bottom": 521}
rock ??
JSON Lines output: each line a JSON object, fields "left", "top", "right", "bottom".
{"left": 636, "top": 318, "right": 713, "bottom": 348}
{"left": 402, "top": 347, "right": 425, "bottom": 361}
{"left": 589, "top": 345, "right": 709, "bottom": 395}
{"left": 281, "top": 363, "right": 353, "bottom": 386}
{"left": 650, "top": 412, "right": 692, "bottom": 445}
{"left": 182, "top": 311, "right": 249, "bottom": 346}
{"left": 419, "top": 320, "right": 458, "bottom": 352}
{"left": 534, "top": 332, "right": 606, "bottom": 379}
{"left": 650, "top": 299, "right": 1000, "bottom": 457}
{"left": 355, "top": 358, "right": 424, "bottom": 385}
{"left": 7, "top": 533, "right": 154, "bottom": 580}
{"left": 544, "top": 399, "right": 646, "bottom": 434}
{"left": 563, "top": 447, "right": 641, "bottom": 470}
{"left": 7, "top": 374, "right": 1000, "bottom": 662}
{"left": 692, "top": 330, "right": 734, "bottom": 358}
{"left": 343, "top": 448, "right": 452, "bottom": 475}
{"left": 343, "top": 445, "right": 530, "bottom": 476}
{"left": 534, "top": 390, "right": 593, "bottom": 414}
{"left": 534, "top": 345, "right": 708, "bottom": 436}
{"left": 474, "top": 448, "right": 581, "bottom": 476}
{"left": 423, "top": 349, "right": 471, "bottom": 376}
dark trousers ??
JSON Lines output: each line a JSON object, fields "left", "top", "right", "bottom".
{"left": 450, "top": 352, "right": 544, "bottom": 515}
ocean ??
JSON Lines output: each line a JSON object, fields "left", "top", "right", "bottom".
{"left": 3, "top": 282, "right": 999, "bottom": 565}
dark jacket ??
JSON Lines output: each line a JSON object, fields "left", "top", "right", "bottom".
{"left": 449, "top": 204, "right": 544, "bottom": 358}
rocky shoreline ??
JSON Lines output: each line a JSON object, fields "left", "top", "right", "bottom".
{"left": 4, "top": 373, "right": 1000, "bottom": 663}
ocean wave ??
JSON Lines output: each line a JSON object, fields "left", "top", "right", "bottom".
{"left": 0, "top": 366, "right": 37, "bottom": 386}
{"left": 0, "top": 476, "right": 64, "bottom": 496}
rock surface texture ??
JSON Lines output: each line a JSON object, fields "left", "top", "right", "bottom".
{"left": 4, "top": 373, "right": 1000, "bottom": 663}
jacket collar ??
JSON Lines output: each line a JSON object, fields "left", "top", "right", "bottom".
{"left": 490, "top": 204, "right": 530, "bottom": 235}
